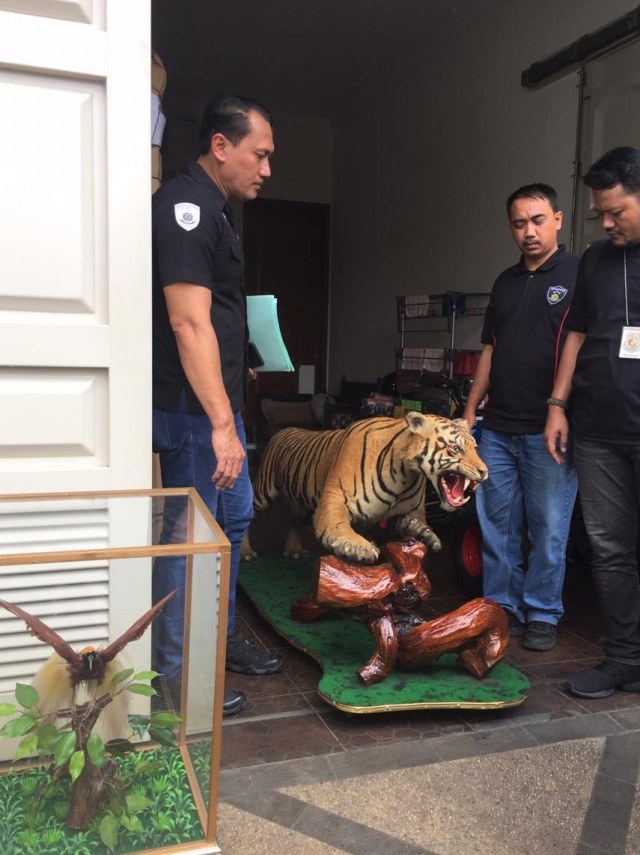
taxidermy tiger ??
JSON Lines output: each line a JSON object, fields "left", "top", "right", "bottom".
{"left": 241, "top": 411, "right": 487, "bottom": 564}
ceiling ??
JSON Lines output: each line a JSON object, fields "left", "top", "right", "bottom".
{"left": 152, "top": 0, "right": 497, "bottom": 118}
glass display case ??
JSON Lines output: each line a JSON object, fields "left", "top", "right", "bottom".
{"left": 0, "top": 488, "right": 229, "bottom": 855}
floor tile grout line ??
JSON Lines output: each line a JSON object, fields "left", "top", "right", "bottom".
{"left": 223, "top": 706, "right": 323, "bottom": 726}
{"left": 576, "top": 733, "right": 640, "bottom": 854}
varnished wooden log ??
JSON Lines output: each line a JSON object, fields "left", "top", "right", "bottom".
{"left": 315, "top": 554, "right": 399, "bottom": 607}
{"left": 397, "top": 598, "right": 508, "bottom": 678}
{"left": 384, "top": 540, "right": 431, "bottom": 600}
{"left": 359, "top": 608, "right": 398, "bottom": 685}
{"left": 289, "top": 543, "right": 508, "bottom": 685}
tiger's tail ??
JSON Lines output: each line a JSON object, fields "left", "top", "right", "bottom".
{"left": 252, "top": 428, "right": 306, "bottom": 511}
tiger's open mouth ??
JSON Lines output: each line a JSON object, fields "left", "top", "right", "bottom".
{"left": 438, "top": 473, "right": 479, "bottom": 509}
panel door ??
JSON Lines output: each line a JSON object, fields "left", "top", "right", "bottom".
{"left": 573, "top": 39, "right": 640, "bottom": 252}
{"left": 0, "top": 1, "right": 152, "bottom": 756}
{"left": 0, "top": 0, "right": 151, "bottom": 494}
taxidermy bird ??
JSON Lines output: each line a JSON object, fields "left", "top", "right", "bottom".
{"left": 0, "top": 590, "right": 176, "bottom": 741}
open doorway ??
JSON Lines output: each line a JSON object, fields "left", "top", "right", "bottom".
{"left": 242, "top": 197, "right": 331, "bottom": 437}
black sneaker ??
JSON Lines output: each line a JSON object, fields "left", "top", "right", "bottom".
{"left": 504, "top": 610, "right": 525, "bottom": 637}
{"left": 226, "top": 629, "right": 283, "bottom": 675}
{"left": 223, "top": 689, "right": 247, "bottom": 717}
{"left": 523, "top": 620, "right": 557, "bottom": 651}
{"left": 568, "top": 661, "right": 640, "bottom": 699}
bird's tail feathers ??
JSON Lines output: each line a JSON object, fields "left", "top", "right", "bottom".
{"left": 96, "top": 657, "right": 130, "bottom": 742}
{"left": 31, "top": 652, "right": 74, "bottom": 714}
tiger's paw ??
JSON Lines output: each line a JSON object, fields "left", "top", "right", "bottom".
{"left": 400, "top": 519, "right": 442, "bottom": 553}
{"left": 283, "top": 548, "right": 309, "bottom": 560}
{"left": 284, "top": 529, "right": 308, "bottom": 560}
{"left": 325, "top": 535, "right": 380, "bottom": 564}
{"left": 240, "top": 532, "right": 258, "bottom": 562}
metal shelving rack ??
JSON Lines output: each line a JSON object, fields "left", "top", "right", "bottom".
{"left": 396, "top": 291, "right": 490, "bottom": 379}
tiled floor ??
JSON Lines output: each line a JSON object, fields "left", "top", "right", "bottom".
{"left": 216, "top": 514, "right": 640, "bottom": 854}
{"left": 221, "top": 523, "right": 640, "bottom": 773}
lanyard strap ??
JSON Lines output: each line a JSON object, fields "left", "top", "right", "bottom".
{"left": 624, "top": 249, "right": 630, "bottom": 326}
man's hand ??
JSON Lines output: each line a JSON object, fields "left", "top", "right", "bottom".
{"left": 544, "top": 408, "right": 569, "bottom": 464}
{"left": 247, "top": 367, "right": 257, "bottom": 382}
{"left": 211, "top": 424, "right": 245, "bottom": 489}
{"left": 462, "top": 406, "right": 476, "bottom": 431}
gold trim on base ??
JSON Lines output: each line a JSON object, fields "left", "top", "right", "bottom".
{"left": 317, "top": 690, "right": 530, "bottom": 715}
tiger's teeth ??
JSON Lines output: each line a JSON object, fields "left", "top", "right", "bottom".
{"left": 463, "top": 478, "right": 470, "bottom": 491}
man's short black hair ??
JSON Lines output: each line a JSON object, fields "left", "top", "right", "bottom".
{"left": 584, "top": 147, "right": 640, "bottom": 195}
{"left": 198, "top": 95, "right": 272, "bottom": 154}
{"left": 506, "top": 183, "right": 559, "bottom": 218}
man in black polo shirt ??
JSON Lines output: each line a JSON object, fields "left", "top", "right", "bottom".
{"left": 463, "top": 184, "right": 578, "bottom": 651}
{"left": 546, "top": 147, "right": 640, "bottom": 699}
{"left": 152, "top": 95, "right": 282, "bottom": 717}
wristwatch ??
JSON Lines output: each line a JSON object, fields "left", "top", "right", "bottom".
{"left": 546, "top": 397, "right": 568, "bottom": 410}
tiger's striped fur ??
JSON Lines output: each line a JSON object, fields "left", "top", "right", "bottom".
{"left": 243, "top": 411, "right": 487, "bottom": 564}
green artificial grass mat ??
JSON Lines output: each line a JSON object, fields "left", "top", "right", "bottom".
{"left": 0, "top": 744, "right": 204, "bottom": 855}
{"left": 239, "top": 555, "right": 530, "bottom": 713}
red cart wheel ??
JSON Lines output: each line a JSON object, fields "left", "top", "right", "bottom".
{"left": 453, "top": 504, "right": 483, "bottom": 596}
{"left": 460, "top": 524, "right": 482, "bottom": 579}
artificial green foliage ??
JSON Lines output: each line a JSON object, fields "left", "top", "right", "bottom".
{"left": 86, "top": 732, "right": 106, "bottom": 768}
{"left": 15, "top": 683, "right": 39, "bottom": 710}
{"left": 68, "top": 750, "right": 86, "bottom": 783}
{"left": 54, "top": 731, "right": 77, "bottom": 769}
{"left": 0, "top": 670, "right": 204, "bottom": 854}
{"left": 189, "top": 738, "right": 213, "bottom": 803}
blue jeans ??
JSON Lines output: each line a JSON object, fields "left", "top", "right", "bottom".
{"left": 476, "top": 429, "right": 577, "bottom": 625}
{"left": 152, "top": 395, "right": 253, "bottom": 679}
{"left": 573, "top": 437, "right": 640, "bottom": 665}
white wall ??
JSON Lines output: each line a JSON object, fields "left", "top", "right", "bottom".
{"left": 327, "top": 0, "right": 639, "bottom": 391}
{"left": 264, "top": 114, "right": 332, "bottom": 204}
{"left": 160, "top": 99, "right": 332, "bottom": 237}
{"left": 161, "top": 100, "right": 332, "bottom": 202}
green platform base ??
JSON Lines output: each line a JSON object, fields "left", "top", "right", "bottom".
{"left": 239, "top": 556, "right": 530, "bottom": 714}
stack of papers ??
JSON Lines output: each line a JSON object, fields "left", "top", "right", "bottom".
{"left": 246, "top": 295, "right": 294, "bottom": 373}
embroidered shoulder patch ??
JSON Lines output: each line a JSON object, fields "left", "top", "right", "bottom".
{"left": 546, "top": 286, "right": 568, "bottom": 305}
{"left": 174, "top": 202, "right": 200, "bottom": 231}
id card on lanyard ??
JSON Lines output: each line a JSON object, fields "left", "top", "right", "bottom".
{"left": 618, "top": 250, "right": 640, "bottom": 358}
{"left": 619, "top": 326, "right": 640, "bottom": 358}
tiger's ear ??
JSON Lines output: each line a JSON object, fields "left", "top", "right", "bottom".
{"left": 454, "top": 418, "right": 470, "bottom": 431}
{"left": 405, "top": 411, "right": 438, "bottom": 437}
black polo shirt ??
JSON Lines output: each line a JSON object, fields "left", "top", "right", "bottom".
{"left": 566, "top": 239, "right": 640, "bottom": 441}
{"left": 152, "top": 160, "right": 247, "bottom": 414}
{"left": 481, "top": 246, "right": 579, "bottom": 434}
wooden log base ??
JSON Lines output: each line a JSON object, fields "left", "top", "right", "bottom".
{"left": 291, "top": 540, "right": 509, "bottom": 685}
{"left": 397, "top": 598, "right": 509, "bottom": 679}
{"left": 316, "top": 555, "right": 400, "bottom": 607}
{"left": 359, "top": 608, "right": 398, "bottom": 686}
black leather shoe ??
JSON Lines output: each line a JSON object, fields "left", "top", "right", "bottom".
{"left": 226, "top": 629, "right": 283, "bottom": 675}
{"left": 223, "top": 688, "right": 247, "bottom": 717}
{"left": 523, "top": 620, "right": 557, "bottom": 651}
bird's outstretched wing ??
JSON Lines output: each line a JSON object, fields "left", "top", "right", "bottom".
{"left": 100, "top": 589, "right": 177, "bottom": 663}
{"left": 0, "top": 599, "right": 77, "bottom": 664}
